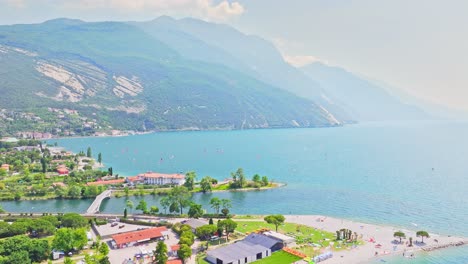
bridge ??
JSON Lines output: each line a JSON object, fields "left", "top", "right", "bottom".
{"left": 85, "top": 190, "right": 112, "bottom": 215}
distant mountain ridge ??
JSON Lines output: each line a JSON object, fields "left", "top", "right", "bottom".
{"left": 136, "top": 16, "right": 430, "bottom": 122}
{"left": 0, "top": 16, "right": 435, "bottom": 136}
{"left": 0, "top": 18, "right": 341, "bottom": 136}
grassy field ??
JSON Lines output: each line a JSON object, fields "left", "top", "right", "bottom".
{"left": 251, "top": 250, "right": 302, "bottom": 264}
{"left": 235, "top": 221, "right": 335, "bottom": 245}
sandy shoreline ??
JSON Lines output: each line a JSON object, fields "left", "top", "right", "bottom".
{"left": 283, "top": 215, "right": 467, "bottom": 264}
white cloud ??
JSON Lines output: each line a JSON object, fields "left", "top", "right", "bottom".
{"left": 283, "top": 55, "right": 323, "bottom": 67}
{"left": 62, "top": 0, "right": 245, "bottom": 21}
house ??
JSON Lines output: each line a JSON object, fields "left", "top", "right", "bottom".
{"left": 1, "top": 164, "right": 10, "bottom": 172}
{"left": 243, "top": 233, "right": 284, "bottom": 252}
{"left": 56, "top": 165, "right": 69, "bottom": 175}
{"left": 263, "top": 231, "right": 296, "bottom": 247}
{"left": 169, "top": 244, "right": 180, "bottom": 257}
{"left": 206, "top": 241, "right": 271, "bottom": 264}
{"left": 112, "top": 227, "right": 168, "bottom": 249}
{"left": 135, "top": 172, "right": 185, "bottom": 186}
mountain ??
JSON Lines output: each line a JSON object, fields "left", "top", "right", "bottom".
{"left": 0, "top": 19, "right": 341, "bottom": 136}
{"left": 136, "top": 16, "right": 429, "bottom": 122}
{"left": 300, "top": 62, "right": 430, "bottom": 121}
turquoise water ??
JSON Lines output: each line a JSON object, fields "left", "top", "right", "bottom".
{"left": 2, "top": 121, "right": 467, "bottom": 262}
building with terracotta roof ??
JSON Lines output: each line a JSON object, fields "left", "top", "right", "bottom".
{"left": 112, "top": 227, "right": 168, "bottom": 249}
{"left": 56, "top": 165, "right": 69, "bottom": 175}
{"left": 86, "top": 179, "right": 125, "bottom": 186}
{"left": 1, "top": 164, "right": 10, "bottom": 172}
{"left": 135, "top": 172, "right": 185, "bottom": 186}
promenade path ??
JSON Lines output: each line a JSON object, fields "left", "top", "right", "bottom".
{"left": 85, "top": 190, "right": 112, "bottom": 215}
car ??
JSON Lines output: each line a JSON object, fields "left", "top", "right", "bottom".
{"left": 111, "top": 222, "right": 118, "bottom": 227}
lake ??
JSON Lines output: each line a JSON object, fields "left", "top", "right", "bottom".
{"left": 2, "top": 121, "right": 467, "bottom": 263}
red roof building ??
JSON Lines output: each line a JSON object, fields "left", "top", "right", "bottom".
{"left": 56, "top": 165, "right": 69, "bottom": 175}
{"left": 112, "top": 227, "right": 168, "bottom": 248}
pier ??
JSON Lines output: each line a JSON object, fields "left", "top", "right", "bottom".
{"left": 85, "top": 190, "right": 112, "bottom": 215}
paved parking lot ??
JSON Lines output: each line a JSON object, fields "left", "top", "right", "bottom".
{"left": 94, "top": 222, "right": 150, "bottom": 238}
{"left": 106, "top": 229, "right": 179, "bottom": 264}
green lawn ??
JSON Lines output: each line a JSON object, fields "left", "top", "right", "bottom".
{"left": 235, "top": 221, "right": 335, "bottom": 248}
{"left": 251, "top": 251, "right": 302, "bottom": 264}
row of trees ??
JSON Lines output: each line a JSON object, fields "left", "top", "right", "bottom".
{"left": 393, "top": 230, "right": 430, "bottom": 245}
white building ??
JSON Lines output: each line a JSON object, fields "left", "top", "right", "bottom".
{"left": 136, "top": 172, "right": 185, "bottom": 186}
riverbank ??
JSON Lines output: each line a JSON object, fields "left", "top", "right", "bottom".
{"left": 282, "top": 215, "right": 467, "bottom": 264}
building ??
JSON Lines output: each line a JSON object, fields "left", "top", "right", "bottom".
{"left": 169, "top": 245, "right": 180, "bottom": 257}
{"left": 135, "top": 172, "right": 185, "bottom": 186}
{"left": 262, "top": 231, "right": 296, "bottom": 247}
{"left": 56, "top": 165, "right": 69, "bottom": 175}
{"left": 206, "top": 241, "right": 271, "bottom": 264}
{"left": 243, "top": 233, "right": 284, "bottom": 252}
{"left": 112, "top": 227, "right": 168, "bottom": 249}
{"left": 1, "top": 164, "right": 10, "bottom": 172}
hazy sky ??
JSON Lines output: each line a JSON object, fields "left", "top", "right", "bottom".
{"left": 1, "top": 0, "right": 467, "bottom": 110}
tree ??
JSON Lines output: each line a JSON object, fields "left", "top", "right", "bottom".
{"left": 160, "top": 196, "right": 171, "bottom": 214}
{"left": 40, "top": 215, "right": 60, "bottom": 227}
{"left": 230, "top": 168, "right": 246, "bottom": 188}
{"left": 124, "top": 186, "right": 129, "bottom": 196}
{"left": 252, "top": 174, "right": 261, "bottom": 183}
{"left": 210, "top": 197, "right": 221, "bottom": 215}
{"left": 261, "top": 176, "right": 269, "bottom": 186}
{"left": 217, "top": 219, "right": 237, "bottom": 241}
{"left": 264, "top": 215, "right": 285, "bottom": 232}
{"left": 183, "top": 171, "right": 196, "bottom": 191}
{"left": 98, "top": 242, "right": 109, "bottom": 256}
{"left": 40, "top": 157, "right": 47, "bottom": 173}
{"left": 393, "top": 231, "right": 406, "bottom": 243}
{"left": 220, "top": 199, "right": 232, "bottom": 216}
{"left": 150, "top": 206, "right": 159, "bottom": 215}
{"left": 52, "top": 228, "right": 87, "bottom": 252}
{"left": 154, "top": 241, "right": 168, "bottom": 264}
{"left": 195, "top": 225, "right": 217, "bottom": 241}
{"left": 64, "top": 257, "right": 74, "bottom": 264}
{"left": 416, "top": 231, "right": 429, "bottom": 243}
{"left": 136, "top": 199, "right": 148, "bottom": 214}
{"left": 61, "top": 213, "right": 88, "bottom": 228}
{"left": 86, "top": 147, "right": 92, "bottom": 158}
{"left": 200, "top": 176, "right": 212, "bottom": 193}
{"left": 169, "top": 186, "right": 191, "bottom": 214}
{"left": 108, "top": 167, "right": 113, "bottom": 176}
{"left": 97, "top": 153, "right": 102, "bottom": 164}
{"left": 179, "top": 231, "right": 195, "bottom": 247}
{"left": 188, "top": 203, "right": 203, "bottom": 218}
{"left": 177, "top": 244, "right": 192, "bottom": 264}
{"left": 67, "top": 185, "right": 82, "bottom": 198}
{"left": 126, "top": 199, "right": 134, "bottom": 211}
{"left": 123, "top": 208, "right": 127, "bottom": 218}
{"left": 29, "top": 219, "right": 55, "bottom": 236}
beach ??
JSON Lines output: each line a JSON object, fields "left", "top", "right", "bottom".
{"left": 284, "top": 215, "right": 467, "bottom": 264}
